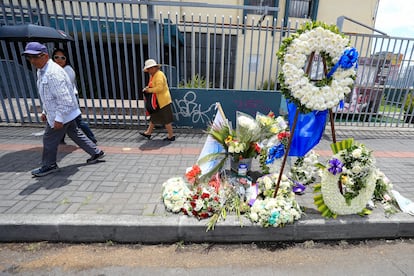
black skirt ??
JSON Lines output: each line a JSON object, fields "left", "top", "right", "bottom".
{"left": 150, "top": 103, "right": 174, "bottom": 125}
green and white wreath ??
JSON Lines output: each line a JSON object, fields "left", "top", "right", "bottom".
{"left": 277, "top": 22, "right": 358, "bottom": 113}
{"left": 314, "top": 139, "right": 377, "bottom": 217}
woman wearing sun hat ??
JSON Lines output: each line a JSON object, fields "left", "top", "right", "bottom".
{"left": 140, "top": 58, "right": 175, "bottom": 141}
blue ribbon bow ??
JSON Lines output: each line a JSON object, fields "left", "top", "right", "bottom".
{"left": 327, "top": 47, "right": 359, "bottom": 78}
{"left": 327, "top": 47, "right": 359, "bottom": 109}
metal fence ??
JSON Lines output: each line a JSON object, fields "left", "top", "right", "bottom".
{"left": 1, "top": 0, "right": 413, "bottom": 128}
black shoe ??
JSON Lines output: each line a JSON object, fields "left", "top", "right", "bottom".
{"left": 139, "top": 132, "right": 152, "bottom": 140}
{"left": 87, "top": 151, "right": 105, "bottom": 164}
{"left": 163, "top": 136, "right": 175, "bottom": 141}
{"left": 31, "top": 164, "right": 59, "bottom": 177}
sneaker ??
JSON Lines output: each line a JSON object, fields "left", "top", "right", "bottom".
{"left": 87, "top": 151, "right": 105, "bottom": 164}
{"left": 31, "top": 164, "right": 59, "bottom": 177}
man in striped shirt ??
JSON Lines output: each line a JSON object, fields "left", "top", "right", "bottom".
{"left": 23, "top": 42, "right": 105, "bottom": 177}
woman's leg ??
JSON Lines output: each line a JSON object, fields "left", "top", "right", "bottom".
{"left": 165, "top": 123, "right": 174, "bottom": 138}
{"left": 145, "top": 121, "right": 155, "bottom": 135}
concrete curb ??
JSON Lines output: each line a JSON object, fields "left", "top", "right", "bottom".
{"left": 1, "top": 212, "right": 413, "bottom": 243}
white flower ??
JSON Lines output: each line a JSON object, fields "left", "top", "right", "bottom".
{"left": 250, "top": 212, "right": 259, "bottom": 222}
{"left": 321, "top": 169, "right": 377, "bottom": 215}
{"left": 194, "top": 198, "right": 204, "bottom": 211}
{"left": 351, "top": 165, "right": 362, "bottom": 174}
{"left": 352, "top": 148, "right": 362, "bottom": 158}
{"left": 279, "top": 23, "right": 356, "bottom": 111}
{"left": 162, "top": 177, "right": 191, "bottom": 213}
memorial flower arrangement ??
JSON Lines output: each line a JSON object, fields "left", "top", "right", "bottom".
{"left": 256, "top": 111, "right": 289, "bottom": 140}
{"left": 207, "top": 111, "right": 262, "bottom": 162}
{"left": 181, "top": 185, "right": 222, "bottom": 219}
{"left": 248, "top": 173, "right": 302, "bottom": 227}
{"left": 162, "top": 164, "right": 246, "bottom": 231}
{"left": 277, "top": 21, "right": 358, "bottom": 113}
{"left": 313, "top": 138, "right": 378, "bottom": 217}
{"left": 162, "top": 176, "right": 192, "bottom": 213}
{"left": 256, "top": 112, "right": 291, "bottom": 174}
{"left": 289, "top": 150, "right": 321, "bottom": 186}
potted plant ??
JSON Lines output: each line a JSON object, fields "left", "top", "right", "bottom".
{"left": 404, "top": 93, "right": 413, "bottom": 123}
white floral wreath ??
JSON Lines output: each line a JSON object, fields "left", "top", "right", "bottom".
{"left": 320, "top": 169, "right": 377, "bottom": 215}
{"left": 314, "top": 139, "right": 377, "bottom": 217}
{"left": 278, "top": 22, "right": 358, "bottom": 112}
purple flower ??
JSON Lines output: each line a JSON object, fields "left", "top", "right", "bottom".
{"left": 292, "top": 181, "right": 306, "bottom": 195}
{"left": 328, "top": 158, "right": 343, "bottom": 175}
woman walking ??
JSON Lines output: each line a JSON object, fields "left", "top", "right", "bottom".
{"left": 140, "top": 59, "right": 175, "bottom": 141}
{"left": 52, "top": 48, "right": 98, "bottom": 144}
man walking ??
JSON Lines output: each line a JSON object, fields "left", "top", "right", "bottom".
{"left": 23, "top": 42, "right": 105, "bottom": 177}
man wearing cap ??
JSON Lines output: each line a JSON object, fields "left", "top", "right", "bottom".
{"left": 22, "top": 42, "right": 105, "bottom": 177}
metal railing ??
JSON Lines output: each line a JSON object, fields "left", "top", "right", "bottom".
{"left": 1, "top": 0, "right": 413, "bottom": 128}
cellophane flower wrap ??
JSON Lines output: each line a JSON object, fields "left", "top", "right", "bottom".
{"left": 231, "top": 111, "right": 262, "bottom": 160}
{"left": 207, "top": 111, "right": 262, "bottom": 162}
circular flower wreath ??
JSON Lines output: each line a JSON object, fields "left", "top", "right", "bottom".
{"left": 277, "top": 21, "right": 358, "bottom": 113}
{"left": 319, "top": 168, "right": 377, "bottom": 215}
{"left": 314, "top": 139, "right": 377, "bottom": 217}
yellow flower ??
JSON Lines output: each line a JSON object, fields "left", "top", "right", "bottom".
{"left": 225, "top": 135, "right": 233, "bottom": 144}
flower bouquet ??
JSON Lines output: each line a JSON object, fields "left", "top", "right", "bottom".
{"left": 248, "top": 173, "right": 302, "bottom": 227}
{"left": 162, "top": 176, "right": 192, "bottom": 213}
{"left": 162, "top": 164, "right": 247, "bottom": 231}
{"left": 256, "top": 111, "right": 290, "bottom": 174}
{"left": 205, "top": 111, "right": 262, "bottom": 173}
{"left": 289, "top": 150, "right": 320, "bottom": 186}
{"left": 181, "top": 185, "right": 222, "bottom": 219}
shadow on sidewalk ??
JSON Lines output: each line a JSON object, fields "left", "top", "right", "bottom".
{"left": 0, "top": 146, "right": 77, "bottom": 172}
{"left": 19, "top": 161, "right": 98, "bottom": 195}
{"left": 139, "top": 139, "right": 174, "bottom": 151}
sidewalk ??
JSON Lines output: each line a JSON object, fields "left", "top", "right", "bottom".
{"left": 0, "top": 124, "right": 413, "bottom": 243}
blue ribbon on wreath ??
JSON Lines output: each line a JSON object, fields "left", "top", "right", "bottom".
{"left": 327, "top": 48, "right": 359, "bottom": 109}
{"left": 327, "top": 47, "right": 359, "bottom": 78}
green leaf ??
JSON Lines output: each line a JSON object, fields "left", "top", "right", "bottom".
{"left": 313, "top": 183, "right": 321, "bottom": 192}
{"left": 331, "top": 138, "right": 354, "bottom": 154}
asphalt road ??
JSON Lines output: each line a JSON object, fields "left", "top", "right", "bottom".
{"left": 1, "top": 239, "right": 413, "bottom": 275}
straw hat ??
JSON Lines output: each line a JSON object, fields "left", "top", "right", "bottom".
{"left": 143, "top": 59, "right": 161, "bottom": 72}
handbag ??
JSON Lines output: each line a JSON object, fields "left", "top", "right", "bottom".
{"left": 144, "top": 92, "right": 160, "bottom": 115}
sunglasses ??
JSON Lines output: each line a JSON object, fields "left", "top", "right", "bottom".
{"left": 53, "top": 55, "right": 66, "bottom": 61}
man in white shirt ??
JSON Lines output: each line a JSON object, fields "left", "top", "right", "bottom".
{"left": 23, "top": 42, "right": 105, "bottom": 177}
